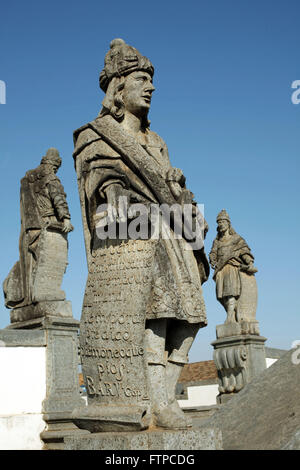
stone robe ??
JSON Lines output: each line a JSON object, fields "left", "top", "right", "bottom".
{"left": 209, "top": 233, "right": 254, "bottom": 301}
{"left": 73, "top": 114, "right": 209, "bottom": 326}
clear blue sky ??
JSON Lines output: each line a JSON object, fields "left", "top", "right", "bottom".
{"left": 0, "top": 0, "right": 299, "bottom": 361}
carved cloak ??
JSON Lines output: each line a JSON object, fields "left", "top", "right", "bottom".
{"left": 73, "top": 114, "right": 208, "bottom": 325}
{"left": 209, "top": 233, "right": 254, "bottom": 300}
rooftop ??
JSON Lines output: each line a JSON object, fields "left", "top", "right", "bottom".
{"left": 178, "top": 360, "right": 218, "bottom": 384}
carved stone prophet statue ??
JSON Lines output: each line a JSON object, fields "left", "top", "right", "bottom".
{"left": 72, "top": 38, "right": 209, "bottom": 432}
{"left": 209, "top": 209, "right": 258, "bottom": 328}
{"left": 3, "top": 148, "right": 74, "bottom": 324}
{"left": 210, "top": 210, "right": 267, "bottom": 403}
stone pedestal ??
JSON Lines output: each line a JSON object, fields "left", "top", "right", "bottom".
{"left": 0, "top": 316, "right": 86, "bottom": 449}
{"left": 64, "top": 425, "right": 223, "bottom": 450}
{"left": 212, "top": 324, "right": 267, "bottom": 404}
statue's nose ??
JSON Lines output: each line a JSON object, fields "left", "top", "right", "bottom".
{"left": 146, "top": 82, "right": 155, "bottom": 93}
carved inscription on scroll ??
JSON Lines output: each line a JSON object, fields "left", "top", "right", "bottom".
{"left": 80, "top": 240, "right": 156, "bottom": 407}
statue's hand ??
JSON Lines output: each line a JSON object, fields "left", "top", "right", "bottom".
{"left": 240, "top": 263, "right": 258, "bottom": 274}
{"left": 246, "top": 264, "right": 258, "bottom": 274}
{"left": 62, "top": 218, "right": 74, "bottom": 233}
{"left": 104, "top": 183, "right": 130, "bottom": 224}
{"left": 169, "top": 181, "right": 183, "bottom": 200}
{"left": 166, "top": 168, "right": 185, "bottom": 200}
{"left": 167, "top": 167, "right": 184, "bottom": 183}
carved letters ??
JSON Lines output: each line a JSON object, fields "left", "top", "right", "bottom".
{"left": 80, "top": 240, "right": 155, "bottom": 406}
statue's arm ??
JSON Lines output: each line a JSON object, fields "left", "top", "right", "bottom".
{"left": 241, "top": 253, "right": 254, "bottom": 265}
{"left": 47, "top": 179, "right": 74, "bottom": 232}
{"left": 48, "top": 180, "right": 71, "bottom": 221}
{"left": 209, "top": 240, "right": 218, "bottom": 269}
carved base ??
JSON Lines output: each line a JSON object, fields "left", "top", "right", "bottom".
{"left": 8, "top": 300, "right": 73, "bottom": 326}
{"left": 40, "top": 421, "right": 89, "bottom": 450}
{"left": 71, "top": 403, "right": 150, "bottom": 433}
{"left": 64, "top": 426, "right": 223, "bottom": 450}
{"left": 40, "top": 317, "right": 86, "bottom": 449}
{"left": 212, "top": 334, "right": 267, "bottom": 401}
{"left": 217, "top": 393, "right": 236, "bottom": 405}
{"left": 216, "top": 320, "right": 260, "bottom": 339}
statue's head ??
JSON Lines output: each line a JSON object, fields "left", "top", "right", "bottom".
{"left": 216, "top": 209, "right": 233, "bottom": 235}
{"left": 40, "top": 148, "right": 62, "bottom": 173}
{"left": 99, "top": 39, "right": 155, "bottom": 128}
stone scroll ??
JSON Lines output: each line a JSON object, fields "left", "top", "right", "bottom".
{"left": 74, "top": 240, "right": 157, "bottom": 431}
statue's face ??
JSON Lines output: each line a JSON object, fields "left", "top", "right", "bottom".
{"left": 218, "top": 219, "right": 229, "bottom": 233}
{"left": 122, "top": 71, "right": 155, "bottom": 116}
{"left": 52, "top": 162, "right": 61, "bottom": 174}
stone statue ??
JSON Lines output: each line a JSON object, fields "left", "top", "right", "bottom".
{"left": 72, "top": 38, "right": 209, "bottom": 432}
{"left": 3, "top": 148, "right": 74, "bottom": 324}
{"left": 209, "top": 209, "right": 258, "bottom": 327}
{"left": 210, "top": 210, "right": 267, "bottom": 404}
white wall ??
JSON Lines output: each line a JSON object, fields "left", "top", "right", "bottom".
{"left": 266, "top": 358, "right": 277, "bottom": 368}
{"left": 178, "top": 384, "right": 219, "bottom": 408}
{"left": 0, "top": 347, "right": 46, "bottom": 450}
{"left": 178, "top": 357, "right": 279, "bottom": 409}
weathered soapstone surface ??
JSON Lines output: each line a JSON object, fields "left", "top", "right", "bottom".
{"left": 3, "top": 148, "right": 74, "bottom": 325}
{"left": 209, "top": 210, "right": 266, "bottom": 403}
{"left": 209, "top": 209, "right": 258, "bottom": 328}
{"left": 204, "top": 349, "right": 300, "bottom": 450}
{"left": 0, "top": 320, "right": 85, "bottom": 450}
{"left": 212, "top": 334, "right": 266, "bottom": 403}
{"left": 72, "top": 38, "right": 210, "bottom": 433}
{"left": 64, "top": 425, "right": 222, "bottom": 450}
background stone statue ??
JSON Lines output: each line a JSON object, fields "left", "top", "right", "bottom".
{"left": 3, "top": 148, "right": 74, "bottom": 324}
{"left": 209, "top": 209, "right": 258, "bottom": 327}
{"left": 210, "top": 210, "right": 266, "bottom": 403}
{"left": 72, "top": 38, "right": 209, "bottom": 432}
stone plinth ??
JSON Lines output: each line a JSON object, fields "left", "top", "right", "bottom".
{"left": 212, "top": 329, "right": 267, "bottom": 404}
{"left": 64, "top": 425, "right": 222, "bottom": 450}
{"left": 0, "top": 317, "right": 86, "bottom": 450}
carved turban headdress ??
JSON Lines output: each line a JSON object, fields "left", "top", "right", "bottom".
{"left": 99, "top": 38, "right": 154, "bottom": 93}
{"left": 40, "top": 148, "right": 62, "bottom": 166}
{"left": 216, "top": 209, "right": 231, "bottom": 223}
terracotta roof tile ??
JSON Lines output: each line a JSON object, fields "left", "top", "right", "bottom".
{"left": 178, "top": 361, "right": 218, "bottom": 383}
{"left": 79, "top": 373, "right": 85, "bottom": 387}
